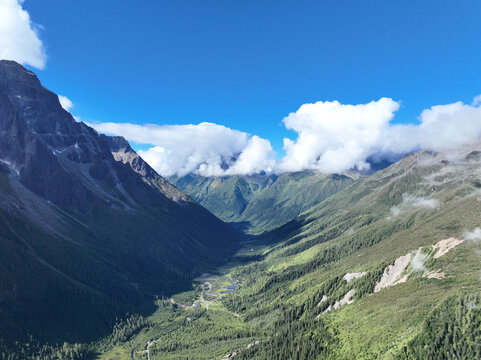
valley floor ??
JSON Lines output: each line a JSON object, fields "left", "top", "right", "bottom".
{"left": 97, "top": 232, "right": 481, "bottom": 360}
{"left": 98, "top": 246, "right": 260, "bottom": 360}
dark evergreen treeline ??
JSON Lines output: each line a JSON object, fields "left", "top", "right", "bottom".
{"left": 221, "top": 264, "right": 387, "bottom": 359}
{"left": 110, "top": 314, "right": 150, "bottom": 345}
{"left": 0, "top": 313, "right": 150, "bottom": 359}
{"left": 398, "top": 293, "right": 481, "bottom": 359}
{"left": 0, "top": 338, "right": 92, "bottom": 360}
{"left": 236, "top": 318, "right": 334, "bottom": 360}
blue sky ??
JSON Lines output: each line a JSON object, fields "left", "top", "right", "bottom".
{"left": 3, "top": 0, "right": 481, "bottom": 176}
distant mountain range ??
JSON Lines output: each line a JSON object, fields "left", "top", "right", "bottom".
{"left": 170, "top": 171, "right": 356, "bottom": 234}
{"left": 0, "top": 60, "right": 241, "bottom": 343}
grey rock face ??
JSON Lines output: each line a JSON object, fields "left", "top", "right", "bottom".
{"left": 105, "top": 135, "right": 189, "bottom": 202}
{"left": 0, "top": 60, "right": 186, "bottom": 209}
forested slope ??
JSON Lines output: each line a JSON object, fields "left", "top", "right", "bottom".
{"left": 121, "top": 144, "right": 481, "bottom": 359}
{"left": 171, "top": 171, "right": 355, "bottom": 234}
{"left": 0, "top": 60, "right": 241, "bottom": 349}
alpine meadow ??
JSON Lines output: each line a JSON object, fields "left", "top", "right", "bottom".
{"left": 1, "top": 1, "right": 481, "bottom": 359}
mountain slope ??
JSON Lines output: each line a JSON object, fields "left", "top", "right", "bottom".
{"left": 0, "top": 60, "right": 241, "bottom": 344}
{"left": 120, "top": 143, "right": 481, "bottom": 359}
{"left": 171, "top": 171, "right": 355, "bottom": 233}
{"left": 226, "top": 145, "right": 481, "bottom": 359}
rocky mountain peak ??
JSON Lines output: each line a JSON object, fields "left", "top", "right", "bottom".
{"left": 0, "top": 61, "right": 186, "bottom": 208}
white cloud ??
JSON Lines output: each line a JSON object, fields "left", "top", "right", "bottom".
{"left": 225, "top": 135, "right": 275, "bottom": 175}
{"left": 0, "top": 0, "right": 46, "bottom": 69}
{"left": 473, "top": 95, "right": 481, "bottom": 106}
{"left": 89, "top": 121, "right": 276, "bottom": 177}
{"left": 390, "top": 194, "right": 440, "bottom": 216}
{"left": 410, "top": 252, "right": 427, "bottom": 272}
{"left": 276, "top": 96, "right": 481, "bottom": 174}
{"left": 463, "top": 228, "right": 481, "bottom": 242}
{"left": 389, "top": 99, "right": 481, "bottom": 154}
{"left": 276, "top": 98, "right": 400, "bottom": 173}
{"left": 89, "top": 95, "right": 481, "bottom": 178}
{"left": 410, "top": 196, "right": 440, "bottom": 209}
{"left": 58, "top": 95, "right": 73, "bottom": 112}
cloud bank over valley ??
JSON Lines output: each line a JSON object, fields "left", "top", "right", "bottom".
{"left": 3, "top": 1, "right": 479, "bottom": 178}
{"left": 91, "top": 122, "right": 276, "bottom": 177}
{"left": 89, "top": 96, "right": 481, "bottom": 177}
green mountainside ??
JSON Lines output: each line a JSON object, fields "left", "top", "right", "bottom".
{"left": 90, "top": 145, "right": 481, "bottom": 360}
{"left": 3, "top": 60, "right": 481, "bottom": 360}
{"left": 0, "top": 61, "right": 241, "bottom": 351}
{"left": 171, "top": 171, "right": 356, "bottom": 234}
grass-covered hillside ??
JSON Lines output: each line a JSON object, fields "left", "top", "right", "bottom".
{"left": 91, "top": 145, "right": 481, "bottom": 360}
{"left": 171, "top": 171, "right": 355, "bottom": 234}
